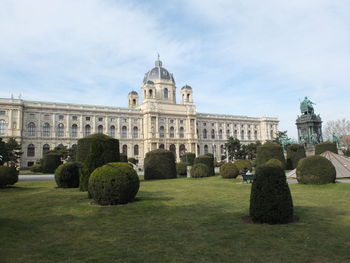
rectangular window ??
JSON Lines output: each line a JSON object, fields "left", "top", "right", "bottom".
{"left": 98, "top": 117, "right": 103, "bottom": 122}
{"left": 58, "top": 115, "right": 64, "bottom": 120}
{"left": 110, "top": 118, "right": 115, "bottom": 122}
{"left": 180, "top": 120, "right": 184, "bottom": 124}
{"left": 72, "top": 116, "right": 78, "bottom": 121}
{"left": 0, "top": 110, "right": 5, "bottom": 115}
{"left": 86, "top": 117, "right": 90, "bottom": 121}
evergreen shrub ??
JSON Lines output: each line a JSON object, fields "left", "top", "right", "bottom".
{"left": 250, "top": 164, "right": 294, "bottom": 224}
{"left": 315, "top": 142, "right": 338, "bottom": 155}
{"left": 76, "top": 133, "right": 120, "bottom": 191}
{"left": 144, "top": 149, "right": 177, "bottom": 180}
{"left": 256, "top": 142, "right": 286, "bottom": 169}
{"left": 180, "top": 152, "right": 196, "bottom": 166}
{"left": 176, "top": 162, "right": 187, "bottom": 176}
{"left": 265, "top": 158, "right": 285, "bottom": 170}
{"left": 194, "top": 155, "right": 215, "bottom": 176}
{"left": 0, "top": 166, "right": 18, "bottom": 188}
{"left": 88, "top": 162, "right": 140, "bottom": 205}
{"left": 220, "top": 162, "right": 239, "bottom": 179}
{"left": 30, "top": 164, "right": 42, "bottom": 173}
{"left": 191, "top": 163, "right": 210, "bottom": 178}
{"left": 42, "top": 153, "right": 62, "bottom": 173}
{"left": 54, "top": 162, "right": 81, "bottom": 188}
{"left": 296, "top": 155, "right": 336, "bottom": 184}
{"left": 234, "top": 159, "right": 252, "bottom": 174}
{"left": 286, "top": 144, "right": 306, "bottom": 170}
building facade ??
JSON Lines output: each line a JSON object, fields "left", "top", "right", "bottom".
{"left": 0, "top": 58, "right": 278, "bottom": 167}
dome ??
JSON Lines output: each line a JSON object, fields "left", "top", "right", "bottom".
{"left": 129, "top": 91, "right": 138, "bottom": 95}
{"left": 143, "top": 58, "right": 175, "bottom": 84}
{"left": 181, "top": 85, "right": 192, "bottom": 90}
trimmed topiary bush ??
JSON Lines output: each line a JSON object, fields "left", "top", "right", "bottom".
{"left": 176, "top": 162, "right": 187, "bottom": 176}
{"left": 88, "top": 162, "right": 140, "bottom": 205}
{"left": 144, "top": 149, "right": 177, "bottom": 180}
{"left": 120, "top": 154, "right": 128, "bottom": 163}
{"left": 286, "top": 144, "right": 306, "bottom": 170}
{"left": 234, "top": 159, "right": 252, "bottom": 174}
{"left": 194, "top": 155, "right": 215, "bottom": 176}
{"left": 42, "top": 153, "right": 62, "bottom": 173}
{"left": 315, "top": 142, "right": 338, "bottom": 155}
{"left": 181, "top": 152, "right": 196, "bottom": 166}
{"left": 256, "top": 142, "right": 286, "bottom": 169}
{"left": 191, "top": 163, "right": 210, "bottom": 178}
{"left": 250, "top": 164, "right": 294, "bottom": 224}
{"left": 76, "top": 133, "right": 120, "bottom": 191}
{"left": 220, "top": 162, "right": 239, "bottom": 179}
{"left": 296, "top": 155, "right": 336, "bottom": 184}
{"left": 54, "top": 162, "right": 81, "bottom": 188}
{"left": 30, "top": 163, "right": 42, "bottom": 173}
{"left": 0, "top": 166, "right": 18, "bottom": 188}
{"left": 265, "top": 158, "right": 285, "bottom": 170}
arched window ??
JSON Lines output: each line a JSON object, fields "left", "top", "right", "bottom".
{"left": 57, "top": 123, "right": 64, "bottom": 137}
{"left": 169, "top": 127, "right": 175, "bottom": 138}
{"left": 43, "top": 144, "right": 50, "bottom": 155}
{"left": 43, "top": 123, "right": 50, "bottom": 137}
{"left": 164, "top": 88, "right": 168, "bottom": 99}
{"left": 169, "top": 144, "right": 176, "bottom": 157}
{"left": 84, "top": 125, "right": 91, "bottom": 137}
{"left": 203, "top": 129, "right": 207, "bottom": 139}
{"left": 71, "top": 124, "right": 78, "bottom": 137}
{"left": 134, "top": 145, "right": 139, "bottom": 156}
{"left": 219, "top": 129, "right": 223, "bottom": 139}
{"left": 204, "top": 145, "right": 209, "bottom": 154}
{"left": 27, "top": 144, "right": 35, "bottom": 157}
{"left": 187, "top": 94, "right": 190, "bottom": 101}
{"left": 159, "top": 144, "right": 165, "bottom": 149}
{"left": 248, "top": 130, "right": 251, "bottom": 140}
{"left": 234, "top": 130, "right": 238, "bottom": 138}
{"left": 122, "top": 144, "right": 127, "bottom": 155}
{"left": 121, "top": 126, "right": 127, "bottom": 138}
{"left": 98, "top": 125, "right": 103, "bottom": 134}
{"left": 241, "top": 130, "right": 244, "bottom": 140}
{"left": 226, "top": 130, "right": 230, "bottom": 138}
{"left": 132, "top": 99, "right": 136, "bottom": 106}
{"left": 179, "top": 127, "right": 184, "bottom": 138}
{"left": 159, "top": 126, "right": 165, "bottom": 138}
{"left": 149, "top": 89, "right": 153, "bottom": 97}
{"left": 254, "top": 130, "right": 258, "bottom": 140}
{"left": 197, "top": 144, "right": 200, "bottom": 155}
{"left": 133, "top": 127, "right": 138, "bottom": 138}
{"left": 28, "top": 122, "right": 36, "bottom": 136}
{"left": 0, "top": 120, "right": 6, "bottom": 135}
{"left": 211, "top": 129, "right": 215, "bottom": 139}
{"left": 110, "top": 125, "right": 115, "bottom": 137}
{"left": 179, "top": 144, "right": 186, "bottom": 157}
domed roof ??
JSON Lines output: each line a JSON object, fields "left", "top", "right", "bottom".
{"left": 129, "top": 90, "right": 138, "bottom": 95}
{"left": 181, "top": 85, "right": 192, "bottom": 90}
{"left": 143, "top": 58, "right": 175, "bottom": 84}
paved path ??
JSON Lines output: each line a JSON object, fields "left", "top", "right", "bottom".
{"left": 19, "top": 174, "right": 54, "bottom": 182}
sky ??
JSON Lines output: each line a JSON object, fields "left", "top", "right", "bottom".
{"left": 1, "top": 0, "right": 350, "bottom": 139}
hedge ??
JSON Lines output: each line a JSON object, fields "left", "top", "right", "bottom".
{"left": 296, "top": 155, "right": 336, "bottom": 184}
{"left": 194, "top": 155, "right": 215, "bottom": 176}
{"left": 191, "top": 163, "right": 210, "bottom": 178}
{"left": 42, "top": 153, "right": 62, "bottom": 173}
{"left": 88, "top": 162, "right": 140, "bottom": 205}
{"left": 180, "top": 152, "right": 196, "bottom": 166}
{"left": 315, "top": 142, "right": 338, "bottom": 155}
{"left": 234, "top": 159, "right": 252, "bottom": 174}
{"left": 220, "top": 163, "right": 239, "bottom": 179}
{"left": 30, "top": 163, "right": 42, "bottom": 173}
{"left": 54, "top": 162, "right": 81, "bottom": 188}
{"left": 256, "top": 142, "right": 286, "bottom": 169}
{"left": 144, "top": 149, "right": 177, "bottom": 180}
{"left": 286, "top": 144, "right": 306, "bottom": 170}
{"left": 250, "top": 164, "right": 294, "bottom": 224}
{"left": 76, "top": 133, "right": 120, "bottom": 191}
{"left": 0, "top": 166, "right": 18, "bottom": 188}
{"left": 176, "top": 162, "right": 187, "bottom": 176}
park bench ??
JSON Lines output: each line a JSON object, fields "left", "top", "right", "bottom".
{"left": 242, "top": 173, "right": 254, "bottom": 183}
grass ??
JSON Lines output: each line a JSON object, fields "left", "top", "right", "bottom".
{"left": 1, "top": 177, "right": 350, "bottom": 263}
{"left": 19, "top": 169, "right": 44, "bottom": 175}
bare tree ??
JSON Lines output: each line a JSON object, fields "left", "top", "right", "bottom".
{"left": 323, "top": 119, "right": 350, "bottom": 149}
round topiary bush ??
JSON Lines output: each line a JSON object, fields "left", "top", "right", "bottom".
{"left": 315, "top": 142, "right": 338, "bottom": 155}
{"left": 181, "top": 152, "right": 196, "bottom": 166}
{"left": 233, "top": 159, "right": 252, "bottom": 174}
{"left": 220, "top": 163, "right": 239, "bottom": 179}
{"left": 176, "top": 162, "right": 187, "bottom": 176}
{"left": 250, "top": 164, "right": 294, "bottom": 224}
{"left": 54, "top": 162, "right": 81, "bottom": 188}
{"left": 42, "top": 153, "right": 62, "bottom": 173}
{"left": 194, "top": 155, "right": 215, "bottom": 176}
{"left": 286, "top": 144, "right": 306, "bottom": 170}
{"left": 76, "top": 133, "right": 120, "bottom": 191}
{"left": 296, "top": 155, "right": 336, "bottom": 184}
{"left": 191, "top": 163, "right": 210, "bottom": 178}
{"left": 30, "top": 163, "right": 42, "bottom": 173}
{"left": 265, "top": 158, "right": 285, "bottom": 170}
{"left": 88, "top": 162, "right": 140, "bottom": 205}
{"left": 0, "top": 166, "right": 18, "bottom": 188}
{"left": 144, "top": 149, "right": 177, "bottom": 180}
{"left": 256, "top": 142, "right": 286, "bottom": 169}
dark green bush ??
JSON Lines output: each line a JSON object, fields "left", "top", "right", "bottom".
{"left": 88, "top": 162, "right": 140, "bottom": 205}
{"left": 144, "top": 149, "right": 177, "bottom": 180}
{"left": 286, "top": 144, "right": 306, "bottom": 170}
{"left": 256, "top": 142, "right": 286, "bottom": 169}
{"left": 191, "top": 163, "right": 210, "bottom": 178}
{"left": 30, "top": 164, "right": 42, "bottom": 173}
{"left": 128, "top": 157, "right": 138, "bottom": 165}
{"left": 0, "top": 166, "right": 18, "bottom": 188}
{"left": 234, "top": 159, "right": 252, "bottom": 174}
{"left": 265, "top": 158, "right": 285, "bottom": 170}
{"left": 54, "top": 162, "right": 81, "bottom": 188}
{"left": 250, "top": 164, "right": 294, "bottom": 224}
{"left": 120, "top": 154, "right": 128, "bottom": 163}
{"left": 296, "top": 155, "right": 336, "bottom": 184}
{"left": 76, "top": 133, "right": 120, "bottom": 191}
{"left": 220, "top": 163, "right": 239, "bottom": 179}
{"left": 194, "top": 155, "right": 214, "bottom": 176}
{"left": 176, "top": 162, "right": 187, "bottom": 176}
{"left": 315, "top": 142, "right": 338, "bottom": 155}
{"left": 42, "top": 153, "right": 62, "bottom": 173}
{"left": 181, "top": 152, "right": 196, "bottom": 166}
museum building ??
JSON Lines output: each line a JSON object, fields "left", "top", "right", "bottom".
{"left": 0, "top": 58, "right": 278, "bottom": 167}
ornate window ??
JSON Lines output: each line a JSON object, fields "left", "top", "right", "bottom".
{"left": 164, "top": 88, "right": 168, "bottom": 99}
{"left": 133, "top": 127, "right": 138, "bottom": 138}
{"left": 57, "top": 123, "right": 64, "bottom": 137}
{"left": 241, "top": 130, "right": 244, "bottom": 140}
{"left": 71, "top": 124, "right": 78, "bottom": 137}
{"left": 203, "top": 129, "right": 207, "bottom": 139}
{"left": 219, "top": 130, "right": 223, "bottom": 139}
{"left": 159, "top": 126, "right": 165, "bottom": 138}
{"left": 121, "top": 126, "right": 127, "bottom": 138}
{"left": 27, "top": 144, "right": 35, "bottom": 157}
{"left": 98, "top": 125, "right": 103, "bottom": 134}
{"left": 211, "top": 129, "right": 215, "bottom": 139}
{"left": 204, "top": 145, "right": 209, "bottom": 154}
{"left": 84, "top": 125, "right": 91, "bottom": 137}
{"left": 110, "top": 125, "right": 115, "bottom": 137}
{"left": 169, "top": 144, "right": 176, "bottom": 157}
{"left": 43, "top": 144, "right": 50, "bottom": 155}
{"left": 159, "top": 144, "right": 165, "bottom": 149}
{"left": 169, "top": 127, "right": 175, "bottom": 138}
{"left": 248, "top": 130, "right": 251, "bottom": 140}
{"left": 179, "top": 127, "right": 184, "bottom": 138}
{"left": 134, "top": 145, "right": 139, "bottom": 156}
{"left": 43, "top": 123, "right": 50, "bottom": 137}
{"left": 197, "top": 145, "right": 200, "bottom": 155}
{"left": 122, "top": 144, "right": 127, "bottom": 155}
{"left": 254, "top": 130, "right": 258, "bottom": 140}
{"left": 179, "top": 144, "right": 186, "bottom": 157}
{"left": 28, "top": 122, "right": 36, "bottom": 136}
{"left": 234, "top": 130, "right": 238, "bottom": 138}
{"left": 0, "top": 120, "right": 6, "bottom": 135}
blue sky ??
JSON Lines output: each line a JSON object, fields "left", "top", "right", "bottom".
{"left": 1, "top": 0, "right": 350, "bottom": 139}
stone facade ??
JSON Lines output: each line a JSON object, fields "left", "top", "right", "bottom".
{"left": 0, "top": 59, "right": 278, "bottom": 167}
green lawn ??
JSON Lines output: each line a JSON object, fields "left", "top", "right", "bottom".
{"left": 1, "top": 177, "right": 350, "bottom": 263}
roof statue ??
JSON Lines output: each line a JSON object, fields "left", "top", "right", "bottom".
{"left": 300, "top": 96, "right": 315, "bottom": 115}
